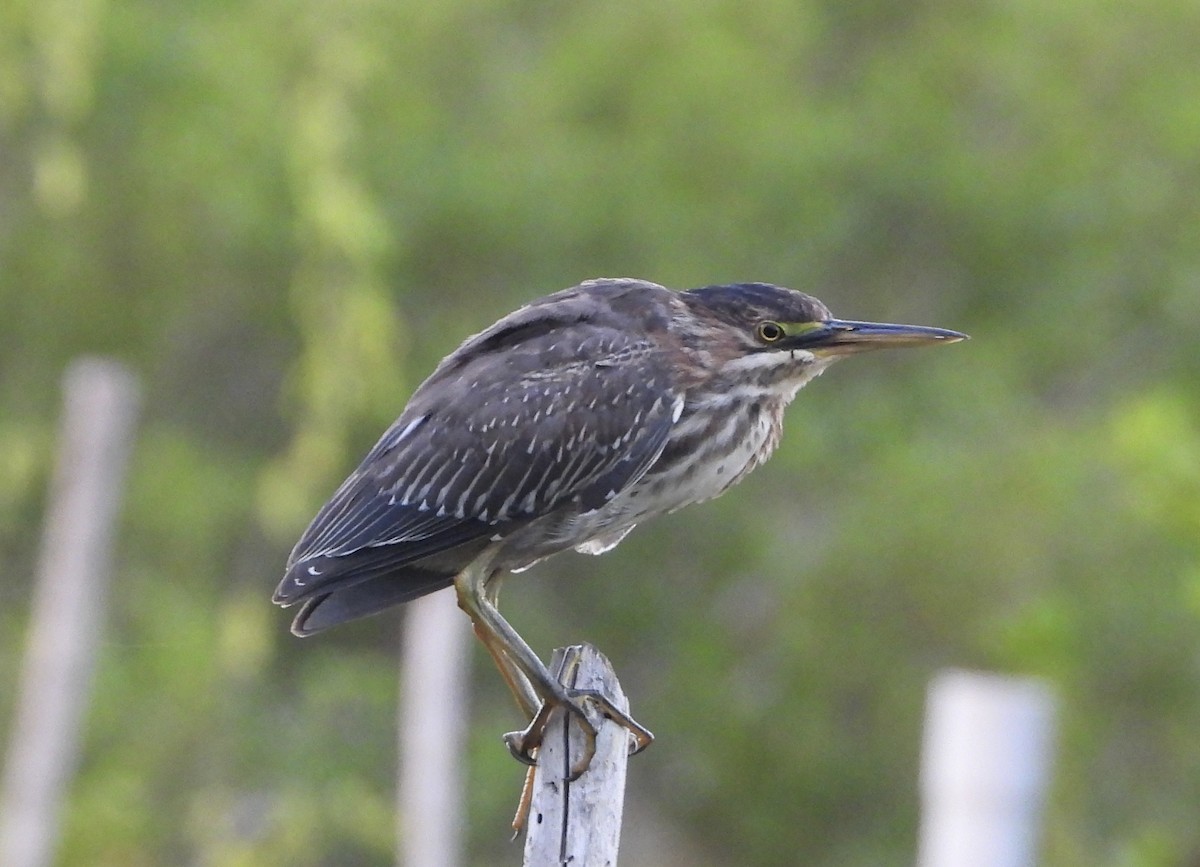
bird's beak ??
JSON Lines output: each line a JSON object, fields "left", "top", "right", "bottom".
{"left": 791, "top": 319, "right": 968, "bottom": 356}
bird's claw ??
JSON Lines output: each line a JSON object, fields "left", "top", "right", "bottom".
{"left": 503, "top": 729, "right": 543, "bottom": 767}
{"left": 503, "top": 687, "right": 655, "bottom": 781}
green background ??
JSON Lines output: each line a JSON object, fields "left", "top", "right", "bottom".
{"left": 3, "top": 0, "right": 1200, "bottom": 863}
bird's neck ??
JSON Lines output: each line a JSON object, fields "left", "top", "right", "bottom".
{"left": 698, "top": 349, "right": 834, "bottom": 409}
{"left": 644, "top": 353, "right": 833, "bottom": 495}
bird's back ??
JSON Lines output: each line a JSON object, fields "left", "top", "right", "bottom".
{"left": 274, "top": 279, "right": 688, "bottom": 633}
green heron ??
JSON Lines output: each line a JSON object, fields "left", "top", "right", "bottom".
{"left": 274, "top": 278, "right": 965, "bottom": 777}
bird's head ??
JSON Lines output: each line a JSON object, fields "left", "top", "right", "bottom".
{"left": 681, "top": 282, "right": 967, "bottom": 365}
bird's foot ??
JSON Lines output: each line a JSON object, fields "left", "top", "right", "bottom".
{"left": 503, "top": 686, "right": 654, "bottom": 781}
{"left": 507, "top": 645, "right": 654, "bottom": 836}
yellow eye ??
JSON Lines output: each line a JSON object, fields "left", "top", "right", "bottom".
{"left": 756, "top": 321, "right": 785, "bottom": 343}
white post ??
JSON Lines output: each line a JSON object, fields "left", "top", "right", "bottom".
{"left": 0, "top": 359, "right": 140, "bottom": 867}
{"left": 917, "top": 669, "right": 1057, "bottom": 867}
{"left": 398, "top": 589, "right": 471, "bottom": 867}
{"left": 523, "top": 644, "right": 631, "bottom": 867}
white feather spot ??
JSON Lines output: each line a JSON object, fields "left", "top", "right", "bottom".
{"left": 395, "top": 416, "right": 426, "bottom": 442}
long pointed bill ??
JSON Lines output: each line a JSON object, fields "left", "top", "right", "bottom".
{"left": 793, "top": 319, "right": 968, "bottom": 356}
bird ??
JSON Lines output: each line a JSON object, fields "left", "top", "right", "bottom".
{"left": 273, "top": 277, "right": 966, "bottom": 777}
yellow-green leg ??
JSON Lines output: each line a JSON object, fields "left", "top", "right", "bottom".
{"left": 452, "top": 549, "right": 654, "bottom": 781}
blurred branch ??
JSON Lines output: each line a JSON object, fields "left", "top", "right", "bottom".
{"left": 398, "top": 590, "right": 470, "bottom": 867}
{"left": 0, "top": 359, "right": 140, "bottom": 867}
{"left": 917, "top": 669, "right": 1057, "bottom": 867}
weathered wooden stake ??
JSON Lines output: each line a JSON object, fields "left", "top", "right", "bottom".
{"left": 0, "top": 359, "right": 140, "bottom": 867}
{"left": 398, "top": 589, "right": 471, "bottom": 867}
{"left": 522, "top": 644, "right": 632, "bottom": 867}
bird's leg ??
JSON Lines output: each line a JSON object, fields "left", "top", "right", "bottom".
{"left": 481, "top": 586, "right": 653, "bottom": 778}
{"left": 469, "top": 618, "right": 548, "bottom": 838}
{"left": 452, "top": 552, "right": 653, "bottom": 782}
{"left": 470, "top": 607, "right": 542, "bottom": 722}
{"left": 483, "top": 567, "right": 653, "bottom": 763}
{"left": 455, "top": 560, "right": 583, "bottom": 767}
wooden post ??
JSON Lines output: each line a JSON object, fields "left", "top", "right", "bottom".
{"left": 917, "top": 669, "right": 1057, "bottom": 867}
{"left": 522, "top": 644, "right": 632, "bottom": 867}
{"left": 0, "top": 359, "right": 140, "bottom": 867}
{"left": 398, "top": 589, "right": 470, "bottom": 867}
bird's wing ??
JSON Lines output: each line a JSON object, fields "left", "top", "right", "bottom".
{"left": 274, "top": 325, "right": 681, "bottom": 608}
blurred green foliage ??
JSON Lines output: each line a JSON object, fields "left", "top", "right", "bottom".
{"left": 3, "top": 0, "right": 1200, "bottom": 864}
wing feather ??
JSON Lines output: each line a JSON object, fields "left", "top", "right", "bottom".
{"left": 274, "top": 322, "right": 678, "bottom": 609}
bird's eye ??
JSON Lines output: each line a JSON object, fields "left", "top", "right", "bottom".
{"left": 756, "top": 321, "right": 785, "bottom": 343}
